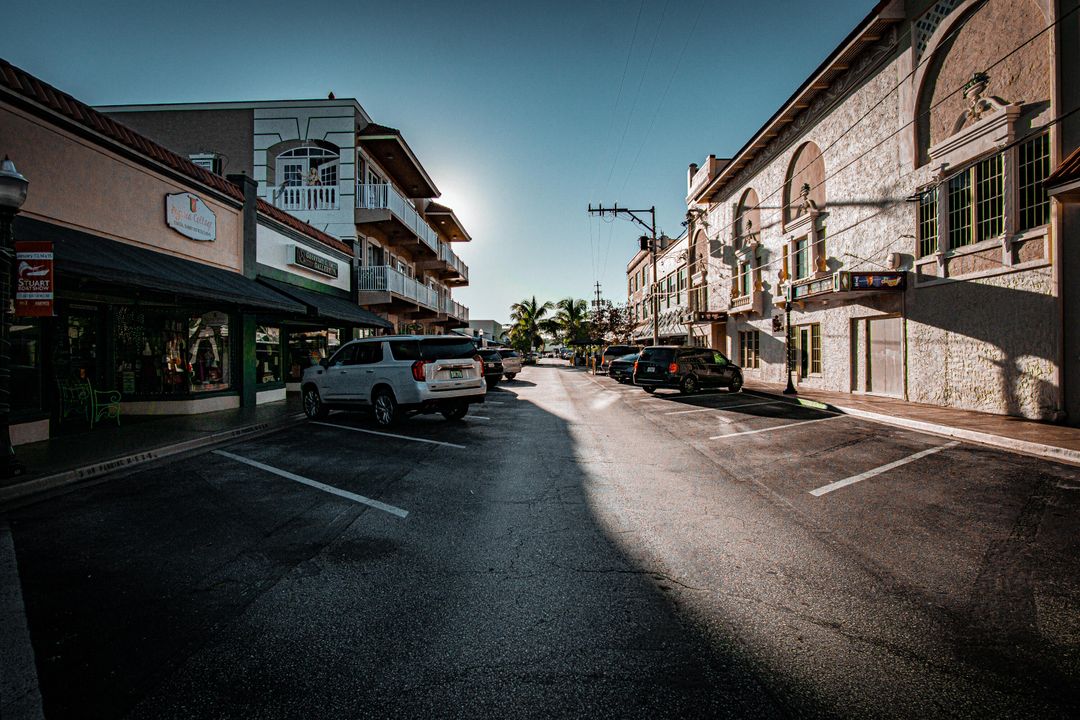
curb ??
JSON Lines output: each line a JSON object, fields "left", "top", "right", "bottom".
{"left": 0, "top": 413, "right": 306, "bottom": 505}
{"left": 744, "top": 388, "right": 1080, "bottom": 467}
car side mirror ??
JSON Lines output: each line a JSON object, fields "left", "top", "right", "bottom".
{"left": 319, "top": 358, "right": 330, "bottom": 369}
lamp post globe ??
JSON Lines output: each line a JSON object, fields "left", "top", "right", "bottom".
{"left": 0, "top": 155, "right": 28, "bottom": 477}
{"left": 0, "top": 156, "right": 29, "bottom": 212}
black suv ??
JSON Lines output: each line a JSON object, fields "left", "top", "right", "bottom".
{"left": 477, "top": 348, "right": 504, "bottom": 389}
{"left": 633, "top": 346, "right": 743, "bottom": 394}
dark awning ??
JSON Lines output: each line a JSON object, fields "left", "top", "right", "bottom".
{"left": 259, "top": 277, "right": 392, "bottom": 330}
{"left": 17, "top": 218, "right": 306, "bottom": 314}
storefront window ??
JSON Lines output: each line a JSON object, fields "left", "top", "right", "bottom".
{"left": 113, "top": 306, "right": 233, "bottom": 397}
{"left": 256, "top": 326, "right": 282, "bottom": 384}
{"left": 11, "top": 320, "right": 43, "bottom": 416}
{"left": 286, "top": 328, "right": 341, "bottom": 382}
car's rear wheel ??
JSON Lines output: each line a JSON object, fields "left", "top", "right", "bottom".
{"left": 441, "top": 402, "right": 468, "bottom": 421}
{"left": 729, "top": 372, "right": 743, "bottom": 393}
{"left": 372, "top": 389, "right": 398, "bottom": 426}
{"left": 680, "top": 375, "right": 699, "bottom": 395}
{"left": 302, "top": 385, "right": 328, "bottom": 420}
{"left": 642, "top": 386, "right": 655, "bottom": 394}
{"left": 485, "top": 377, "right": 500, "bottom": 389}
{"left": 505, "top": 373, "right": 516, "bottom": 381}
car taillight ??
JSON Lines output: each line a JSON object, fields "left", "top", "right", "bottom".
{"left": 633, "top": 360, "right": 639, "bottom": 372}
{"left": 473, "top": 354, "right": 484, "bottom": 376}
{"left": 668, "top": 362, "right": 679, "bottom": 373}
{"left": 411, "top": 359, "right": 428, "bottom": 382}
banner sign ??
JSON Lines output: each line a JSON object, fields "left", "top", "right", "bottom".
{"left": 290, "top": 244, "right": 339, "bottom": 278}
{"left": 15, "top": 241, "right": 54, "bottom": 316}
{"left": 165, "top": 192, "right": 216, "bottom": 242}
{"left": 791, "top": 274, "right": 838, "bottom": 300}
{"left": 841, "top": 271, "right": 905, "bottom": 292}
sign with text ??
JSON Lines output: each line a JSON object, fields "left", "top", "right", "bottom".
{"left": 289, "top": 244, "right": 339, "bottom": 278}
{"left": 165, "top": 192, "right": 216, "bottom": 242}
{"left": 841, "top": 271, "right": 905, "bottom": 292}
{"left": 15, "top": 241, "right": 54, "bottom": 316}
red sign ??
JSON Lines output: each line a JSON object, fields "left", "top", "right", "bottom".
{"left": 15, "top": 241, "right": 54, "bottom": 317}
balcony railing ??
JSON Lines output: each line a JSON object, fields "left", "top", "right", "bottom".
{"left": 439, "top": 242, "right": 469, "bottom": 280}
{"left": 439, "top": 296, "right": 469, "bottom": 322}
{"left": 356, "top": 183, "right": 440, "bottom": 253}
{"left": 357, "top": 265, "right": 439, "bottom": 309}
{"left": 274, "top": 184, "right": 339, "bottom": 211}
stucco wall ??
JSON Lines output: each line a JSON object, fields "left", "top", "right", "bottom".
{"left": 2, "top": 103, "right": 243, "bottom": 271}
{"left": 104, "top": 108, "right": 254, "bottom": 178}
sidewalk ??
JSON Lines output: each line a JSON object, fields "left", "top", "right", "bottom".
{"left": 745, "top": 381, "right": 1080, "bottom": 466}
{"left": 0, "top": 398, "right": 305, "bottom": 505}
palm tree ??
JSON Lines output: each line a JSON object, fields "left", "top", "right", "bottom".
{"left": 548, "top": 297, "right": 590, "bottom": 344}
{"left": 509, "top": 296, "right": 554, "bottom": 351}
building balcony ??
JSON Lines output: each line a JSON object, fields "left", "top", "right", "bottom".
{"left": 357, "top": 265, "right": 440, "bottom": 312}
{"left": 417, "top": 242, "right": 470, "bottom": 286}
{"left": 434, "top": 296, "right": 469, "bottom": 328}
{"left": 273, "top": 184, "right": 339, "bottom": 211}
{"left": 356, "top": 183, "right": 440, "bottom": 256}
{"left": 729, "top": 287, "right": 763, "bottom": 315}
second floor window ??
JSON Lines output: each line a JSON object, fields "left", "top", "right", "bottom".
{"left": 793, "top": 238, "right": 810, "bottom": 280}
{"left": 278, "top": 146, "right": 339, "bottom": 187}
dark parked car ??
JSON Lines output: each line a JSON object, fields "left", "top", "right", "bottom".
{"left": 478, "top": 349, "right": 504, "bottom": 389}
{"left": 597, "top": 344, "right": 639, "bottom": 375}
{"left": 633, "top": 346, "right": 743, "bottom": 394}
{"left": 608, "top": 353, "right": 639, "bottom": 384}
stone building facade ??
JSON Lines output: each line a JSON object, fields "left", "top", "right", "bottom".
{"left": 686, "top": 0, "right": 1076, "bottom": 421}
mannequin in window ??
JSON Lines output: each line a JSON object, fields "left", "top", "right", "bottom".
{"left": 307, "top": 167, "right": 321, "bottom": 186}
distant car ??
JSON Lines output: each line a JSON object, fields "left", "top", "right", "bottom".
{"left": 477, "top": 348, "right": 504, "bottom": 389}
{"left": 598, "top": 345, "right": 639, "bottom": 375}
{"left": 633, "top": 345, "right": 743, "bottom": 394}
{"left": 301, "top": 335, "right": 485, "bottom": 425}
{"left": 523, "top": 352, "right": 538, "bottom": 365}
{"left": 498, "top": 349, "right": 523, "bottom": 380}
{"left": 608, "top": 353, "right": 639, "bottom": 384}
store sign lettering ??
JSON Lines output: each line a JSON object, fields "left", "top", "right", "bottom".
{"left": 290, "top": 244, "right": 339, "bottom": 278}
{"left": 791, "top": 275, "right": 836, "bottom": 299}
{"left": 843, "top": 272, "right": 905, "bottom": 291}
{"left": 15, "top": 241, "right": 54, "bottom": 317}
{"left": 165, "top": 192, "right": 216, "bottom": 242}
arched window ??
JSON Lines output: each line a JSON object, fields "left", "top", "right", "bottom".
{"left": 734, "top": 188, "right": 761, "bottom": 249}
{"left": 277, "top": 145, "right": 340, "bottom": 187}
{"left": 783, "top": 142, "right": 825, "bottom": 226}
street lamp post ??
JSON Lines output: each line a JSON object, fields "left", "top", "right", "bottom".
{"left": 783, "top": 280, "right": 797, "bottom": 395}
{"left": 0, "top": 156, "right": 29, "bottom": 477}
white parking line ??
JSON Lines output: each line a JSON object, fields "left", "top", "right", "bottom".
{"left": 809, "top": 441, "right": 960, "bottom": 497}
{"left": 214, "top": 450, "right": 409, "bottom": 518}
{"left": 664, "top": 400, "right": 781, "bottom": 416}
{"left": 710, "top": 416, "right": 839, "bottom": 439}
{"left": 466, "top": 415, "right": 491, "bottom": 420}
{"left": 0, "top": 522, "right": 45, "bottom": 720}
{"left": 311, "top": 421, "right": 467, "bottom": 449}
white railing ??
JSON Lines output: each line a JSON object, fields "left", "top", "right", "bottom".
{"left": 356, "top": 183, "right": 440, "bottom": 253}
{"left": 275, "top": 184, "right": 339, "bottom": 211}
{"left": 438, "top": 295, "right": 469, "bottom": 321}
{"left": 357, "top": 265, "right": 439, "bottom": 310}
{"left": 439, "top": 243, "right": 469, "bottom": 280}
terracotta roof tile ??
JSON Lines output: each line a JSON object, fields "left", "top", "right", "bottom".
{"left": 255, "top": 199, "right": 353, "bottom": 255}
{"left": 358, "top": 122, "right": 400, "bottom": 137}
{"left": 1047, "top": 145, "right": 1080, "bottom": 187}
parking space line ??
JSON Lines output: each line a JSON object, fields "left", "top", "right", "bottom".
{"left": 664, "top": 400, "right": 781, "bottom": 416}
{"left": 213, "top": 450, "right": 409, "bottom": 518}
{"left": 809, "top": 441, "right": 960, "bottom": 497}
{"left": 710, "top": 416, "right": 839, "bottom": 439}
{"left": 466, "top": 415, "right": 490, "bottom": 420}
{"left": 0, "top": 521, "right": 45, "bottom": 720}
{"left": 311, "top": 422, "right": 467, "bottom": 449}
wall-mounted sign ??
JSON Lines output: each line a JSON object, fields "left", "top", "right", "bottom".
{"left": 289, "top": 244, "right": 339, "bottom": 279}
{"left": 15, "top": 241, "right": 54, "bottom": 317}
{"left": 694, "top": 311, "right": 727, "bottom": 322}
{"left": 791, "top": 274, "right": 839, "bottom": 300}
{"left": 841, "top": 271, "right": 905, "bottom": 292}
{"left": 165, "top": 192, "right": 216, "bottom": 242}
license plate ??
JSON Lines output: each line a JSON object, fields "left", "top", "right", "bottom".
{"left": 450, "top": 370, "right": 463, "bottom": 379}
{"left": 646, "top": 366, "right": 656, "bottom": 373}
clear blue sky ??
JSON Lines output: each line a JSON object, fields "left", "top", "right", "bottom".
{"left": 8, "top": 0, "right": 871, "bottom": 323}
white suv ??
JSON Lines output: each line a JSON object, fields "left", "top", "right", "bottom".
{"left": 301, "top": 335, "right": 485, "bottom": 426}
{"left": 497, "top": 349, "right": 523, "bottom": 380}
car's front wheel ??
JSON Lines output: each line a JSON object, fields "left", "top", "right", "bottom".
{"left": 441, "top": 402, "right": 468, "bottom": 421}
{"left": 302, "top": 385, "right": 328, "bottom": 420}
{"left": 642, "top": 386, "right": 655, "bottom": 394}
{"left": 372, "top": 389, "right": 398, "bottom": 426}
{"left": 729, "top": 372, "right": 743, "bottom": 393}
{"left": 505, "top": 373, "right": 516, "bottom": 381}
{"left": 680, "top": 375, "right": 699, "bottom": 395}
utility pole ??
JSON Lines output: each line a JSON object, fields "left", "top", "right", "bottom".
{"left": 587, "top": 203, "right": 658, "bottom": 346}
{"left": 592, "top": 281, "right": 603, "bottom": 309}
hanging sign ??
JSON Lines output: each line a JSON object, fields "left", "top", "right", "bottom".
{"left": 841, "top": 271, "right": 905, "bottom": 292}
{"left": 165, "top": 192, "right": 217, "bottom": 241}
{"left": 15, "top": 241, "right": 54, "bottom": 316}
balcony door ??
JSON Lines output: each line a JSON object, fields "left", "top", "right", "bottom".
{"left": 277, "top": 146, "right": 339, "bottom": 187}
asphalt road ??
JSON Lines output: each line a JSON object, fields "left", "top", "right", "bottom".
{"left": 4, "top": 361, "right": 1080, "bottom": 719}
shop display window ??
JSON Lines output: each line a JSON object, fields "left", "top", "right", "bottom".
{"left": 256, "top": 326, "right": 283, "bottom": 385}
{"left": 10, "top": 320, "right": 43, "bottom": 416}
{"left": 286, "top": 328, "right": 341, "bottom": 382}
{"left": 113, "top": 306, "right": 233, "bottom": 397}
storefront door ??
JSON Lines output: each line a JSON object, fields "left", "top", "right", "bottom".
{"left": 868, "top": 316, "right": 903, "bottom": 397}
{"left": 55, "top": 305, "right": 103, "bottom": 386}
